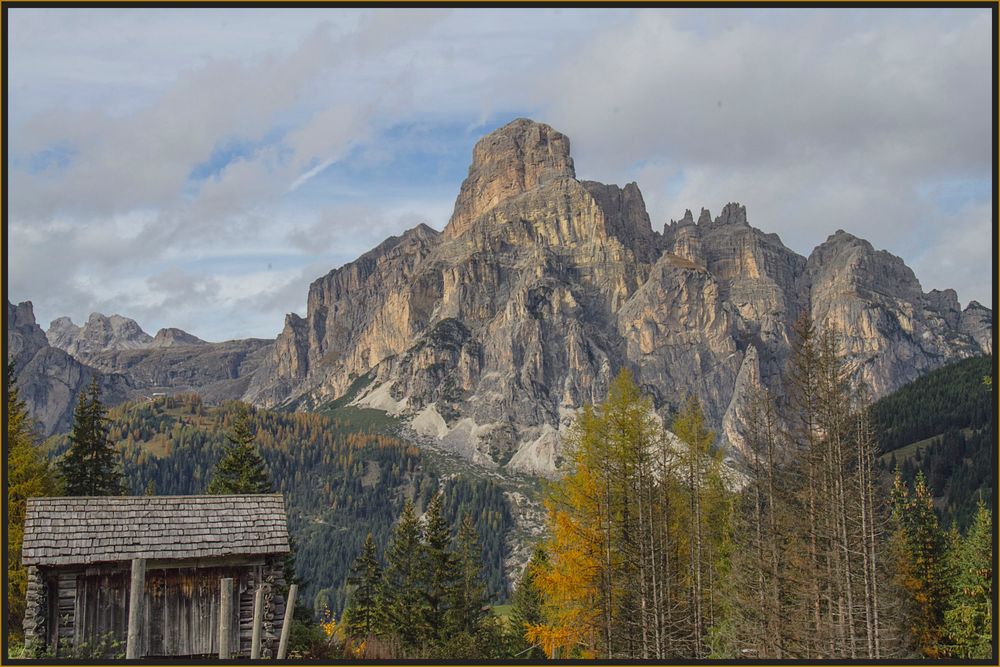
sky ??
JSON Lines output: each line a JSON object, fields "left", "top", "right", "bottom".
{"left": 7, "top": 8, "right": 993, "bottom": 341}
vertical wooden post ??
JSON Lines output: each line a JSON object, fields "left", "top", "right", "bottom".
{"left": 277, "top": 584, "right": 297, "bottom": 659}
{"left": 219, "top": 578, "right": 233, "bottom": 659}
{"left": 250, "top": 586, "right": 264, "bottom": 659}
{"left": 126, "top": 558, "right": 146, "bottom": 659}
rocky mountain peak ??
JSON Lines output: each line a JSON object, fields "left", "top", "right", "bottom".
{"left": 714, "top": 202, "right": 748, "bottom": 227}
{"left": 150, "top": 328, "right": 207, "bottom": 347}
{"left": 697, "top": 208, "right": 713, "bottom": 225}
{"left": 46, "top": 316, "right": 82, "bottom": 352}
{"left": 444, "top": 119, "right": 575, "bottom": 238}
{"left": 47, "top": 311, "right": 153, "bottom": 360}
{"left": 8, "top": 301, "right": 49, "bottom": 365}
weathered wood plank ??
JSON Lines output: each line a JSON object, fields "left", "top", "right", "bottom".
{"left": 126, "top": 558, "right": 145, "bottom": 659}
{"left": 219, "top": 578, "right": 233, "bottom": 659}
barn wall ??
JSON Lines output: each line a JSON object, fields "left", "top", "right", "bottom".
{"left": 22, "top": 566, "right": 47, "bottom": 650}
{"left": 237, "top": 555, "right": 287, "bottom": 658}
{"left": 24, "top": 556, "right": 288, "bottom": 658}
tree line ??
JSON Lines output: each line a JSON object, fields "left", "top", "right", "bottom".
{"left": 511, "top": 317, "right": 993, "bottom": 660}
{"left": 7, "top": 324, "right": 993, "bottom": 659}
{"left": 333, "top": 495, "right": 510, "bottom": 659}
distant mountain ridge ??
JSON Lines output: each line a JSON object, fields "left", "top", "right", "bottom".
{"left": 7, "top": 119, "right": 992, "bottom": 468}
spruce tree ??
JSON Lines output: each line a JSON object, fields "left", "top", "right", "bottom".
{"left": 381, "top": 500, "right": 428, "bottom": 652}
{"left": 420, "top": 492, "right": 458, "bottom": 643}
{"left": 941, "top": 500, "right": 992, "bottom": 658}
{"left": 7, "top": 362, "right": 59, "bottom": 644}
{"left": 207, "top": 404, "right": 273, "bottom": 494}
{"left": 890, "top": 470, "right": 948, "bottom": 656}
{"left": 447, "top": 513, "right": 489, "bottom": 637}
{"left": 59, "top": 377, "right": 125, "bottom": 496}
{"left": 509, "top": 546, "right": 548, "bottom": 659}
{"left": 345, "top": 532, "right": 385, "bottom": 640}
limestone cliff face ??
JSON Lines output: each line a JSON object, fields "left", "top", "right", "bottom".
{"left": 247, "top": 119, "right": 990, "bottom": 474}
{"left": 46, "top": 312, "right": 153, "bottom": 361}
{"left": 959, "top": 301, "right": 993, "bottom": 355}
{"left": 150, "top": 328, "right": 207, "bottom": 347}
{"left": 444, "top": 119, "right": 575, "bottom": 240}
{"left": 12, "top": 120, "right": 989, "bottom": 466}
{"left": 805, "top": 231, "right": 984, "bottom": 398}
{"left": 8, "top": 301, "right": 132, "bottom": 436}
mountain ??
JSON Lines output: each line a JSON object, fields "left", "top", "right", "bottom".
{"left": 7, "top": 302, "right": 271, "bottom": 436}
{"left": 241, "top": 119, "right": 990, "bottom": 474}
{"left": 150, "top": 327, "right": 207, "bottom": 347}
{"left": 41, "top": 393, "right": 518, "bottom": 614}
{"left": 9, "top": 119, "right": 991, "bottom": 464}
{"left": 7, "top": 301, "right": 132, "bottom": 435}
{"left": 871, "top": 355, "right": 994, "bottom": 531}
{"left": 47, "top": 312, "right": 153, "bottom": 360}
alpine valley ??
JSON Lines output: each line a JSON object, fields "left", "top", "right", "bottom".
{"left": 7, "top": 119, "right": 993, "bottom": 611}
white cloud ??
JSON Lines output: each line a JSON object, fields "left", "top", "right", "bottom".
{"left": 6, "top": 8, "right": 992, "bottom": 339}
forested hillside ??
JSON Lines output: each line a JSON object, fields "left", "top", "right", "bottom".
{"left": 43, "top": 394, "right": 515, "bottom": 615}
{"left": 872, "top": 355, "right": 993, "bottom": 531}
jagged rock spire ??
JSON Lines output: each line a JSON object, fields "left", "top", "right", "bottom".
{"left": 444, "top": 119, "right": 575, "bottom": 238}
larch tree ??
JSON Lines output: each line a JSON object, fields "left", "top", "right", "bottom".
{"left": 889, "top": 469, "right": 948, "bottom": 657}
{"left": 672, "top": 394, "right": 731, "bottom": 659}
{"left": 6, "top": 362, "right": 60, "bottom": 644}
{"left": 527, "top": 404, "right": 605, "bottom": 658}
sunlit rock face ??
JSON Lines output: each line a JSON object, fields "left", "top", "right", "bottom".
{"left": 14, "top": 120, "right": 986, "bottom": 468}
{"left": 245, "top": 119, "right": 990, "bottom": 475}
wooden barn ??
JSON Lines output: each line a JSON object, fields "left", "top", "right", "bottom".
{"left": 21, "top": 494, "right": 290, "bottom": 658}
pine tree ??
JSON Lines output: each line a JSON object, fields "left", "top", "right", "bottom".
{"left": 420, "top": 492, "right": 458, "bottom": 644}
{"left": 890, "top": 470, "right": 948, "bottom": 656}
{"left": 7, "top": 362, "right": 60, "bottom": 644}
{"left": 59, "top": 377, "right": 125, "bottom": 496}
{"left": 447, "top": 513, "right": 489, "bottom": 637}
{"left": 940, "top": 500, "right": 992, "bottom": 658}
{"left": 381, "top": 500, "right": 427, "bottom": 652}
{"left": 509, "top": 546, "right": 548, "bottom": 659}
{"left": 344, "top": 532, "right": 384, "bottom": 640}
{"left": 206, "top": 404, "right": 274, "bottom": 494}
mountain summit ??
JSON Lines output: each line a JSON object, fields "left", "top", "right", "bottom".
{"left": 237, "top": 119, "right": 989, "bottom": 474}
{"left": 11, "top": 120, "right": 992, "bottom": 473}
{"left": 445, "top": 119, "right": 576, "bottom": 238}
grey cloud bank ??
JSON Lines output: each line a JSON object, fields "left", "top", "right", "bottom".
{"left": 7, "top": 8, "right": 992, "bottom": 341}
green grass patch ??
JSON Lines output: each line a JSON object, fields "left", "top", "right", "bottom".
{"left": 319, "top": 405, "right": 400, "bottom": 435}
{"left": 879, "top": 427, "right": 976, "bottom": 465}
{"left": 491, "top": 604, "right": 513, "bottom": 620}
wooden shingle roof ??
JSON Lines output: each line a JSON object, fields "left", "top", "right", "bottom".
{"left": 22, "top": 494, "right": 290, "bottom": 566}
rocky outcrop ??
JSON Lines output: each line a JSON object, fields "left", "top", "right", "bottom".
{"left": 85, "top": 339, "right": 271, "bottom": 404}
{"left": 959, "top": 301, "right": 993, "bottom": 355}
{"left": 46, "top": 312, "right": 153, "bottom": 361}
{"left": 243, "top": 119, "right": 989, "bottom": 474}
{"left": 150, "top": 327, "right": 207, "bottom": 347}
{"left": 12, "top": 120, "right": 990, "bottom": 468}
{"left": 9, "top": 302, "right": 271, "bottom": 434}
{"left": 8, "top": 301, "right": 132, "bottom": 436}
{"left": 444, "top": 119, "right": 575, "bottom": 239}
{"left": 805, "top": 230, "right": 984, "bottom": 398}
